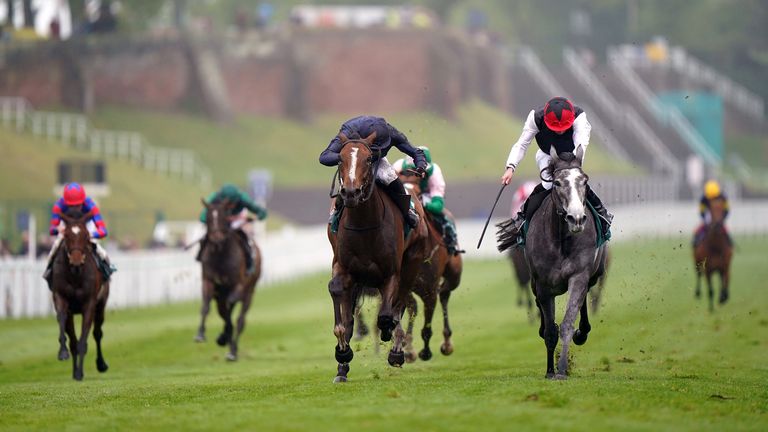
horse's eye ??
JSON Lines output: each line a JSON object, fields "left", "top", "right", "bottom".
{"left": 554, "top": 180, "right": 562, "bottom": 187}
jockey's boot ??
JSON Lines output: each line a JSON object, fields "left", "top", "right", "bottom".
{"left": 586, "top": 187, "right": 613, "bottom": 228}
{"left": 195, "top": 237, "right": 208, "bottom": 262}
{"left": 386, "top": 179, "right": 419, "bottom": 228}
{"left": 236, "top": 230, "right": 256, "bottom": 274}
{"left": 328, "top": 195, "right": 343, "bottom": 225}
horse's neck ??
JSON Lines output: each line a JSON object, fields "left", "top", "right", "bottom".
{"left": 344, "top": 188, "right": 385, "bottom": 227}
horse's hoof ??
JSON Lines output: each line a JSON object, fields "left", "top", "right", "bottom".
{"left": 377, "top": 315, "right": 395, "bottom": 339}
{"left": 96, "top": 359, "right": 109, "bottom": 373}
{"left": 573, "top": 329, "right": 588, "bottom": 346}
{"left": 58, "top": 350, "right": 69, "bottom": 361}
{"left": 73, "top": 371, "right": 84, "bottom": 381}
{"left": 333, "top": 375, "right": 348, "bottom": 383}
{"left": 694, "top": 291, "right": 701, "bottom": 299}
{"left": 194, "top": 334, "right": 206, "bottom": 343}
{"left": 380, "top": 329, "right": 392, "bottom": 342}
{"left": 719, "top": 294, "right": 729, "bottom": 304}
{"left": 388, "top": 351, "right": 405, "bottom": 367}
{"left": 225, "top": 352, "right": 237, "bottom": 362}
{"left": 440, "top": 343, "right": 454, "bottom": 356}
{"left": 552, "top": 373, "right": 568, "bottom": 380}
{"left": 404, "top": 351, "right": 417, "bottom": 363}
{"left": 216, "top": 333, "right": 228, "bottom": 346}
{"left": 418, "top": 348, "right": 433, "bottom": 361}
{"left": 545, "top": 372, "right": 555, "bottom": 379}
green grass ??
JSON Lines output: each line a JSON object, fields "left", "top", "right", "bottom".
{"left": 0, "top": 128, "right": 207, "bottom": 246}
{"left": 89, "top": 101, "right": 639, "bottom": 187}
{"left": 1, "top": 237, "right": 766, "bottom": 431}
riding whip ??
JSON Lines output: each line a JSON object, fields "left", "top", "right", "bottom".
{"left": 476, "top": 183, "right": 507, "bottom": 249}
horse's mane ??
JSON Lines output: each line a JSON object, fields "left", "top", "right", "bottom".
{"left": 64, "top": 207, "right": 86, "bottom": 219}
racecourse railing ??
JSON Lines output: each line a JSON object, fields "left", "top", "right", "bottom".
{"left": 0, "top": 97, "right": 212, "bottom": 187}
{"left": 606, "top": 55, "right": 720, "bottom": 167}
{"left": 4, "top": 200, "right": 768, "bottom": 319}
{"left": 515, "top": 47, "right": 630, "bottom": 165}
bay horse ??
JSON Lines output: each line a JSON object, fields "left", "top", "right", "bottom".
{"left": 693, "top": 198, "right": 733, "bottom": 311}
{"left": 500, "top": 147, "right": 607, "bottom": 379}
{"left": 399, "top": 172, "right": 463, "bottom": 362}
{"left": 196, "top": 198, "right": 261, "bottom": 361}
{"left": 51, "top": 209, "right": 110, "bottom": 381}
{"left": 327, "top": 132, "right": 428, "bottom": 382}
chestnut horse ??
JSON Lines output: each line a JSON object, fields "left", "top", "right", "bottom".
{"left": 327, "top": 132, "right": 428, "bottom": 382}
{"left": 693, "top": 198, "right": 733, "bottom": 312}
{"left": 399, "top": 173, "right": 463, "bottom": 362}
{"left": 196, "top": 198, "right": 261, "bottom": 361}
{"left": 51, "top": 209, "right": 110, "bottom": 381}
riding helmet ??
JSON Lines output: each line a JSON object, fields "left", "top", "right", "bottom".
{"left": 543, "top": 97, "right": 576, "bottom": 132}
{"left": 704, "top": 180, "right": 721, "bottom": 199}
{"left": 63, "top": 183, "right": 86, "bottom": 206}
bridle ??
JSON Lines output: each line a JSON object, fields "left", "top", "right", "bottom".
{"left": 541, "top": 164, "right": 588, "bottom": 218}
{"left": 334, "top": 138, "right": 382, "bottom": 204}
{"left": 62, "top": 224, "right": 91, "bottom": 265}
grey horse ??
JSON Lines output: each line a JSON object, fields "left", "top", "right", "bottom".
{"left": 500, "top": 147, "right": 608, "bottom": 379}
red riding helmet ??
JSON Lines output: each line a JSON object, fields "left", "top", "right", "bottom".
{"left": 63, "top": 183, "right": 86, "bottom": 206}
{"left": 543, "top": 97, "right": 576, "bottom": 132}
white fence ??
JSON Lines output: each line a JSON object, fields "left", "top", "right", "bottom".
{"left": 3, "top": 201, "right": 768, "bottom": 319}
{"left": 0, "top": 97, "right": 211, "bottom": 187}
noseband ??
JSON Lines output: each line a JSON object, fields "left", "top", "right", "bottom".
{"left": 336, "top": 139, "right": 381, "bottom": 204}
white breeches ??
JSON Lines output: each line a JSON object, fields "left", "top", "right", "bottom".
{"left": 536, "top": 150, "right": 554, "bottom": 190}
{"left": 375, "top": 157, "right": 398, "bottom": 185}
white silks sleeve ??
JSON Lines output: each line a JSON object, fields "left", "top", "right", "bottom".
{"left": 505, "top": 110, "right": 539, "bottom": 171}
{"left": 572, "top": 112, "right": 591, "bottom": 164}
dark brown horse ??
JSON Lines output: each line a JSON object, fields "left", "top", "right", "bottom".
{"left": 327, "top": 132, "right": 428, "bottom": 382}
{"left": 196, "top": 198, "right": 261, "bottom": 361}
{"left": 693, "top": 198, "right": 733, "bottom": 311}
{"left": 51, "top": 209, "right": 110, "bottom": 381}
{"left": 399, "top": 173, "right": 463, "bottom": 362}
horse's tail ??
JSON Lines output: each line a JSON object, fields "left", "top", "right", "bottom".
{"left": 496, "top": 217, "right": 518, "bottom": 253}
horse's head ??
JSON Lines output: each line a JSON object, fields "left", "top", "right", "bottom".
{"left": 400, "top": 172, "right": 423, "bottom": 196}
{"left": 548, "top": 147, "right": 589, "bottom": 234}
{"left": 59, "top": 210, "right": 94, "bottom": 267}
{"left": 337, "top": 132, "right": 377, "bottom": 207}
{"left": 709, "top": 197, "right": 727, "bottom": 226}
{"left": 202, "top": 198, "right": 234, "bottom": 245}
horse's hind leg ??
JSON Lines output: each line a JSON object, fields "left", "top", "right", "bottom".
{"left": 228, "top": 288, "right": 253, "bottom": 362}
{"left": 573, "top": 298, "right": 591, "bottom": 346}
{"left": 418, "top": 289, "right": 437, "bottom": 361}
{"left": 195, "top": 279, "right": 214, "bottom": 342}
{"left": 377, "top": 275, "right": 399, "bottom": 342}
{"left": 94, "top": 298, "right": 109, "bottom": 372}
{"left": 53, "top": 294, "right": 70, "bottom": 361}
{"left": 438, "top": 289, "right": 454, "bottom": 355}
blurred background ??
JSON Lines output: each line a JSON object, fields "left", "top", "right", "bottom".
{"left": 0, "top": 1, "right": 766, "bottom": 313}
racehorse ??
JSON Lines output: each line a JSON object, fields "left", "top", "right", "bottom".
{"left": 693, "top": 198, "right": 733, "bottom": 312}
{"left": 327, "top": 132, "right": 428, "bottom": 382}
{"left": 398, "top": 172, "right": 463, "bottom": 362}
{"left": 196, "top": 198, "right": 261, "bottom": 361}
{"left": 50, "top": 209, "right": 110, "bottom": 381}
{"left": 499, "top": 147, "right": 607, "bottom": 379}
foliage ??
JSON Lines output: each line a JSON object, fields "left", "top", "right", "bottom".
{"left": 0, "top": 237, "right": 767, "bottom": 430}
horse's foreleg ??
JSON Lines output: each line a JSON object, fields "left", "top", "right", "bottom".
{"left": 439, "top": 289, "right": 454, "bottom": 355}
{"left": 94, "top": 298, "right": 109, "bottom": 373}
{"left": 694, "top": 259, "right": 703, "bottom": 299}
{"left": 53, "top": 294, "right": 70, "bottom": 361}
{"left": 537, "top": 291, "right": 558, "bottom": 379}
{"left": 556, "top": 276, "right": 590, "bottom": 379}
{"left": 573, "top": 297, "right": 591, "bottom": 346}
{"left": 706, "top": 271, "right": 714, "bottom": 312}
{"left": 228, "top": 288, "right": 253, "bottom": 362}
{"left": 74, "top": 300, "right": 97, "bottom": 381}
{"left": 377, "top": 275, "right": 399, "bottom": 342}
{"left": 403, "top": 294, "right": 418, "bottom": 363}
{"left": 195, "top": 279, "right": 214, "bottom": 342}
{"left": 719, "top": 269, "right": 730, "bottom": 304}
{"left": 418, "top": 289, "right": 437, "bottom": 362}
{"left": 215, "top": 293, "right": 233, "bottom": 347}
{"left": 65, "top": 314, "right": 77, "bottom": 379}
{"left": 329, "top": 271, "right": 353, "bottom": 382}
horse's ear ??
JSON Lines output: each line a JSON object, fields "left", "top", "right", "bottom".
{"left": 201, "top": 198, "right": 210, "bottom": 209}
{"left": 338, "top": 133, "right": 349, "bottom": 144}
{"left": 59, "top": 213, "right": 73, "bottom": 226}
{"left": 364, "top": 131, "right": 377, "bottom": 145}
{"left": 80, "top": 210, "right": 94, "bottom": 223}
{"left": 574, "top": 145, "right": 584, "bottom": 163}
{"left": 549, "top": 146, "right": 559, "bottom": 161}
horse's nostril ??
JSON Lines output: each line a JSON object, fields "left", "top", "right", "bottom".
{"left": 580, "top": 215, "right": 587, "bottom": 225}
{"left": 566, "top": 215, "right": 576, "bottom": 224}
{"left": 354, "top": 187, "right": 362, "bottom": 196}
{"left": 340, "top": 187, "right": 347, "bottom": 195}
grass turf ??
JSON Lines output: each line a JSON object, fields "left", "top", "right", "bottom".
{"left": 0, "top": 237, "right": 766, "bottom": 431}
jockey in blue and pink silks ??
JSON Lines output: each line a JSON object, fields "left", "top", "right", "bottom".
{"left": 320, "top": 115, "right": 428, "bottom": 229}
{"left": 43, "top": 182, "right": 115, "bottom": 288}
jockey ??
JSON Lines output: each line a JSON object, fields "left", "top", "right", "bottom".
{"left": 198, "top": 184, "right": 267, "bottom": 274}
{"left": 43, "top": 182, "right": 115, "bottom": 287}
{"left": 392, "top": 146, "right": 463, "bottom": 255}
{"left": 500, "top": 97, "right": 613, "bottom": 241}
{"left": 694, "top": 179, "right": 731, "bottom": 245}
{"left": 320, "top": 115, "right": 428, "bottom": 228}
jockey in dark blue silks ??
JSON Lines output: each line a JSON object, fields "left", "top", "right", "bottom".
{"left": 320, "top": 115, "right": 428, "bottom": 228}
{"left": 500, "top": 97, "right": 613, "bottom": 242}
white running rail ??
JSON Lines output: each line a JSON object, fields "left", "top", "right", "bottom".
{"left": 516, "top": 47, "right": 629, "bottom": 165}
{"left": 563, "top": 47, "right": 678, "bottom": 176}
{"left": 0, "top": 97, "right": 212, "bottom": 187}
